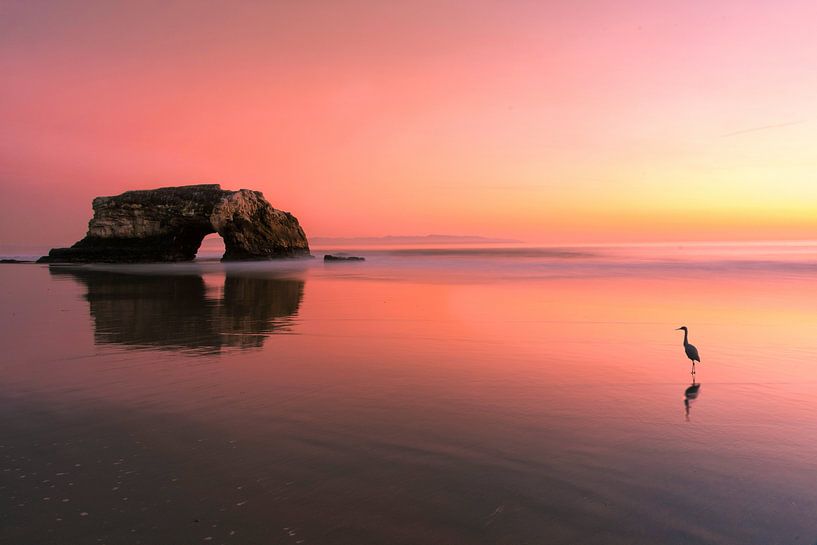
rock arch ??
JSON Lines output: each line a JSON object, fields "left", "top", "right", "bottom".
{"left": 39, "top": 184, "right": 310, "bottom": 262}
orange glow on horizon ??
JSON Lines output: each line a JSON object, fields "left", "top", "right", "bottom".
{"left": 2, "top": 1, "right": 816, "bottom": 246}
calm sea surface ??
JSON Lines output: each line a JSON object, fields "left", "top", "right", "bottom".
{"left": 2, "top": 244, "right": 817, "bottom": 544}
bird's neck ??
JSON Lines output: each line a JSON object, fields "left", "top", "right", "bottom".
{"left": 683, "top": 329, "right": 689, "bottom": 345}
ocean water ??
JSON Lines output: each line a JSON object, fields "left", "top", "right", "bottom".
{"left": 1, "top": 244, "right": 817, "bottom": 544}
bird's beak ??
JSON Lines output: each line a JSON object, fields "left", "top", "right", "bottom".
{"left": 675, "top": 327, "right": 683, "bottom": 330}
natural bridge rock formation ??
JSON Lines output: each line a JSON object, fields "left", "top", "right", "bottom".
{"left": 39, "top": 184, "right": 310, "bottom": 262}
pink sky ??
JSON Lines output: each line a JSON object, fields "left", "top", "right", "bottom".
{"left": 2, "top": 0, "right": 816, "bottom": 246}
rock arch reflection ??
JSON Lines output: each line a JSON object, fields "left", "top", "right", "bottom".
{"left": 49, "top": 267, "right": 305, "bottom": 355}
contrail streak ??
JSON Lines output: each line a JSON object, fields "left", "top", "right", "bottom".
{"left": 721, "top": 120, "right": 804, "bottom": 137}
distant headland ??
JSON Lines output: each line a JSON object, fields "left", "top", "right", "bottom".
{"left": 311, "top": 234, "right": 523, "bottom": 246}
{"left": 38, "top": 184, "right": 310, "bottom": 263}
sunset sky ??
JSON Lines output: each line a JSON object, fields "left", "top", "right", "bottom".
{"left": 1, "top": 0, "right": 816, "bottom": 246}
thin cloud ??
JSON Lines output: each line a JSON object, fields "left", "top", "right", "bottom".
{"left": 721, "top": 120, "right": 805, "bottom": 137}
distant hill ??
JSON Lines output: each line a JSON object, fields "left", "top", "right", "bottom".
{"left": 310, "top": 234, "right": 523, "bottom": 246}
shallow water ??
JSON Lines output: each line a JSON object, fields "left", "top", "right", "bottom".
{"left": 2, "top": 244, "right": 817, "bottom": 544}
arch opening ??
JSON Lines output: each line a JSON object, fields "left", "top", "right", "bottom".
{"left": 196, "top": 232, "right": 226, "bottom": 261}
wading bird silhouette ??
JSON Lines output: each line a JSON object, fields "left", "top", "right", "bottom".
{"left": 676, "top": 326, "right": 700, "bottom": 374}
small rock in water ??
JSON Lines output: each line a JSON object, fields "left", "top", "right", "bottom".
{"left": 324, "top": 254, "right": 365, "bottom": 262}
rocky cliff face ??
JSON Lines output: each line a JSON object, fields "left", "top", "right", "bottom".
{"left": 211, "top": 189, "right": 310, "bottom": 260}
{"left": 39, "top": 184, "right": 310, "bottom": 263}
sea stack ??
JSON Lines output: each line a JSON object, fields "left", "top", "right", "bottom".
{"left": 38, "top": 184, "right": 310, "bottom": 263}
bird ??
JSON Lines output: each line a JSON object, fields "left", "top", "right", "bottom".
{"left": 676, "top": 326, "right": 701, "bottom": 372}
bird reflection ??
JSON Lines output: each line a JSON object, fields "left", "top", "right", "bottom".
{"left": 683, "top": 379, "right": 701, "bottom": 421}
{"left": 49, "top": 267, "right": 304, "bottom": 354}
